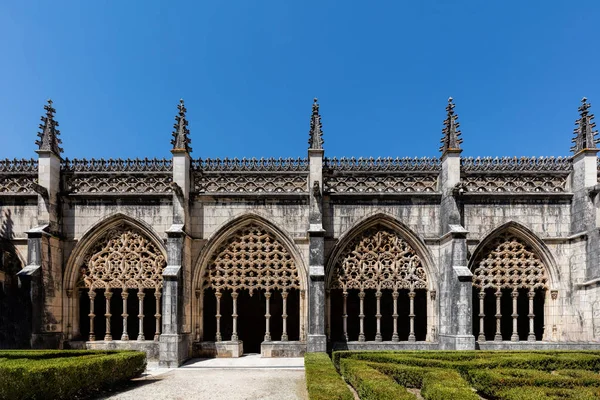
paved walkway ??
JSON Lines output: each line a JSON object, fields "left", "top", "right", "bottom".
{"left": 100, "top": 355, "right": 308, "bottom": 400}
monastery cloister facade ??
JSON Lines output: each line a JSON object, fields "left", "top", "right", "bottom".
{"left": 2, "top": 97, "right": 600, "bottom": 366}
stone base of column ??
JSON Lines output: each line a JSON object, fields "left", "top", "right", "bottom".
{"left": 307, "top": 334, "right": 327, "bottom": 352}
{"left": 261, "top": 341, "right": 306, "bottom": 357}
{"left": 195, "top": 341, "right": 243, "bottom": 358}
{"left": 159, "top": 333, "right": 190, "bottom": 368}
{"left": 438, "top": 334, "right": 476, "bottom": 350}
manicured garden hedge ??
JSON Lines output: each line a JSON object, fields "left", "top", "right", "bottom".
{"left": 0, "top": 350, "right": 146, "bottom": 400}
{"left": 339, "top": 359, "right": 415, "bottom": 400}
{"left": 324, "top": 350, "right": 600, "bottom": 400}
{"left": 304, "top": 353, "right": 353, "bottom": 400}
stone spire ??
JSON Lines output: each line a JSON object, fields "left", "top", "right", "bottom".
{"left": 440, "top": 97, "right": 462, "bottom": 155}
{"left": 308, "top": 98, "right": 324, "bottom": 150}
{"left": 171, "top": 99, "right": 192, "bottom": 153}
{"left": 36, "top": 99, "right": 63, "bottom": 156}
{"left": 571, "top": 97, "right": 598, "bottom": 154}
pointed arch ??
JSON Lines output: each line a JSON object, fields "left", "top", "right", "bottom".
{"left": 468, "top": 221, "right": 559, "bottom": 290}
{"left": 63, "top": 213, "right": 167, "bottom": 291}
{"left": 192, "top": 212, "right": 307, "bottom": 293}
{"left": 326, "top": 212, "right": 437, "bottom": 292}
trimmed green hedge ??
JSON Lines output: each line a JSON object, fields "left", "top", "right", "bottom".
{"left": 304, "top": 353, "right": 353, "bottom": 400}
{"left": 329, "top": 351, "right": 600, "bottom": 399}
{"left": 497, "top": 386, "right": 600, "bottom": 400}
{"left": 333, "top": 350, "right": 600, "bottom": 374}
{"left": 421, "top": 369, "right": 479, "bottom": 400}
{"left": 0, "top": 350, "right": 146, "bottom": 400}
{"left": 340, "top": 359, "right": 416, "bottom": 400}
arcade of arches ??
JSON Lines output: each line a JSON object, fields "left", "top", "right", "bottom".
{"left": 63, "top": 221, "right": 555, "bottom": 356}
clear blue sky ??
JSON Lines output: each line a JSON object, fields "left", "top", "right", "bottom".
{"left": 0, "top": 1, "right": 598, "bottom": 160}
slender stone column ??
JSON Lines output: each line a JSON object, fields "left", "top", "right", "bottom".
{"left": 264, "top": 291, "right": 272, "bottom": 341}
{"left": 281, "top": 291, "right": 288, "bottom": 341}
{"left": 154, "top": 289, "right": 162, "bottom": 341}
{"left": 408, "top": 290, "right": 416, "bottom": 342}
{"left": 215, "top": 291, "right": 222, "bottom": 342}
{"left": 511, "top": 289, "right": 519, "bottom": 342}
{"left": 527, "top": 289, "right": 536, "bottom": 341}
{"left": 392, "top": 290, "right": 399, "bottom": 342}
{"left": 342, "top": 290, "right": 349, "bottom": 341}
{"left": 358, "top": 290, "right": 365, "bottom": 342}
{"left": 494, "top": 290, "right": 502, "bottom": 341}
{"left": 104, "top": 289, "right": 113, "bottom": 341}
{"left": 478, "top": 289, "right": 485, "bottom": 342}
{"left": 121, "top": 290, "right": 129, "bottom": 341}
{"left": 137, "top": 290, "right": 145, "bottom": 341}
{"left": 375, "top": 290, "right": 382, "bottom": 342}
{"left": 231, "top": 291, "right": 239, "bottom": 341}
{"left": 89, "top": 289, "right": 96, "bottom": 341}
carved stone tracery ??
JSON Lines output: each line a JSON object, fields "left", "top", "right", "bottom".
{"left": 80, "top": 225, "right": 166, "bottom": 290}
{"left": 324, "top": 175, "right": 437, "bottom": 194}
{"left": 472, "top": 233, "right": 548, "bottom": 291}
{"left": 203, "top": 224, "right": 300, "bottom": 293}
{"left": 330, "top": 226, "right": 428, "bottom": 291}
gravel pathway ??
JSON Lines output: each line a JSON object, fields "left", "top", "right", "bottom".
{"left": 100, "top": 355, "right": 308, "bottom": 400}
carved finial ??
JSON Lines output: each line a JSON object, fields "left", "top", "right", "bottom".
{"left": 440, "top": 97, "right": 462, "bottom": 154}
{"left": 571, "top": 97, "right": 599, "bottom": 154}
{"left": 36, "top": 99, "right": 63, "bottom": 156}
{"left": 308, "top": 98, "right": 324, "bottom": 150}
{"left": 171, "top": 99, "right": 192, "bottom": 153}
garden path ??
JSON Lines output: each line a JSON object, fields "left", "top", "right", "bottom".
{"left": 100, "top": 354, "right": 308, "bottom": 400}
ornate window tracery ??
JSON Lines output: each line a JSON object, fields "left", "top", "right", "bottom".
{"left": 203, "top": 224, "right": 300, "bottom": 293}
{"left": 78, "top": 224, "right": 166, "bottom": 342}
{"left": 329, "top": 226, "right": 429, "bottom": 342}
{"left": 330, "top": 227, "right": 427, "bottom": 291}
{"left": 472, "top": 233, "right": 548, "bottom": 291}
{"left": 471, "top": 233, "right": 548, "bottom": 342}
{"left": 80, "top": 226, "right": 166, "bottom": 290}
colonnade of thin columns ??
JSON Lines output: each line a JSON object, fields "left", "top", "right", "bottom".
{"left": 477, "top": 287, "right": 538, "bottom": 342}
{"left": 87, "top": 287, "right": 161, "bottom": 342}
{"left": 342, "top": 288, "right": 421, "bottom": 342}
{"left": 213, "top": 289, "right": 295, "bottom": 342}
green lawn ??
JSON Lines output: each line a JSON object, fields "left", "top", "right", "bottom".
{"left": 306, "top": 350, "right": 600, "bottom": 400}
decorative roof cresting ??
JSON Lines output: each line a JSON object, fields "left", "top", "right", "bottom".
{"left": 308, "top": 98, "right": 324, "bottom": 150}
{"left": 171, "top": 99, "right": 192, "bottom": 153}
{"left": 440, "top": 97, "right": 462, "bottom": 155}
{"left": 36, "top": 99, "right": 63, "bottom": 156}
{"left": 571, "top": 97, "right": 599, "bottom": 154}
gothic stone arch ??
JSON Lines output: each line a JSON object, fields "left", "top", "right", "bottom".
{"left": 193, "top": 214, "right": 307, "bottom": 351}
{"left": 63, "top": 214, "right": 167, "bottom": 341}
{"left": 469, "top": 222, "right": 552, "bottom": 342}
{"left": 327, "top": 216, "right": 436, "bottom": 343}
